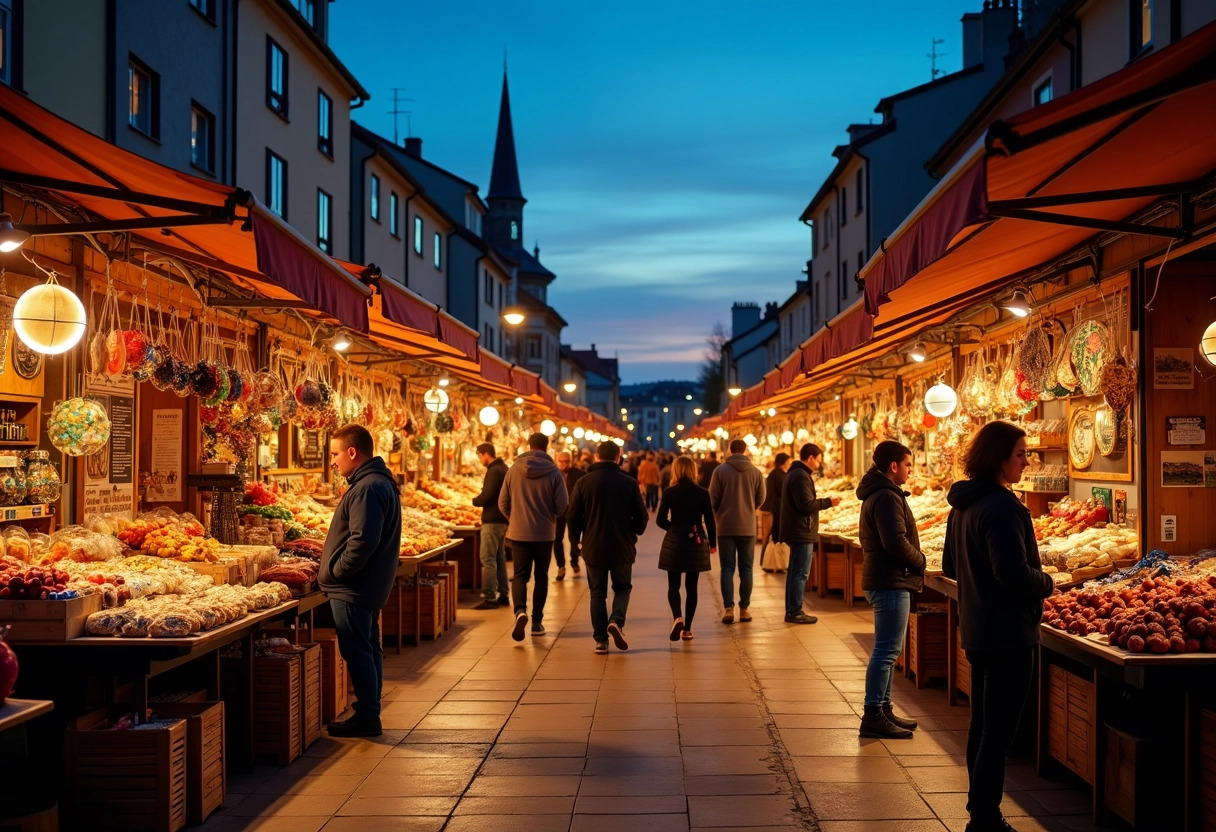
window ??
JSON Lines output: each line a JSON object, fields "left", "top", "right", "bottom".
{"left": 840, "top": 264, "right": 848, "bottom": 301}
{"left": 855, "top": 168, "right": 864, "bottom": 213}
{"left": 1033, "top": 76, "right": 1053, "bottom": 106}
{"left": 498, "top": 282, "right": 504, "bottom": 309}
{"left": 483, "top": 271, "right": 492, "bottom": 303}
{"left": 316, "top": 189, "right": 332, "bottom": 253}
{"left": 266, "top": 38, "right": 288, "bottom": 118}
{"left": 413, "top": 216, "right": 423, "bottom": 255}
{"left": 526, "top": 336, "right": 541, "bottom": 359}
{"left": 822, "top": 209, "right": 832, "bottom": 248}
{"left": 190, "top": 102, "right": 215, "bottom": 172}
{"left": 293, "top": 0, "right": 315, "bottom": 26}
{"left": 369, "top": 175, "right": 380, "bottom": 221}
{"left": 389, "top": 192, "right": 399, "bottom": 237}
{"left": 433, "top": 232, "right": 442, "bottom": 269}
{"left": 839, "top": 187, "right": 847, "bottom": 226}
{"left": 188, "top": 0, "right": 214, "bottom": 21}
{"left": 484, "top": 323, "right": 491, "bottom": 345}
{"left": 510, "top": 219, "right": 518, "bottom": 241}
{"left": 128, "top": 56, "right": 159, "bottom": 138}
{"left": 266, "top": 150, "right": 286, "bottom": 218}
{"left": 0, "top": 0, "right": 10, "bottom": 84}
{"left": 317, "top": 89, "right": 332, "bottom": 156}
{"left": 1130, "top": 0, "right": 1153, "bottom": 56}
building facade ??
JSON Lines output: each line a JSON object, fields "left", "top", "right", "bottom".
{"left": 564, "top": 345, "right": 621, "bottom": 418}
{"left": 720, "top": 301, "right": 779, "bottom": 396}
{"left": 621, "top": 381, "right": 703, "bottom": 452}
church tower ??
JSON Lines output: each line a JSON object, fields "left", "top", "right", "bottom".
{"left": 485, "top": 70, "right": 526, "bottom": 252}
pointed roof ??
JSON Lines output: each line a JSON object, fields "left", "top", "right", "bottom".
{"left": 488, "top": 71, "right": 524, "bottom": 201}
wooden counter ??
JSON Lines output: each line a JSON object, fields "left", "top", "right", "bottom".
{"left": 0, "top": 698, "right": 53, "bottom": 733}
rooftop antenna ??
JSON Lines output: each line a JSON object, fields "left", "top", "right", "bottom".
{"left": 388, "top": 87, "right": 415, "bottom": 145}
{"left": 928, "top": 38, "right": 946, "bottom": 80}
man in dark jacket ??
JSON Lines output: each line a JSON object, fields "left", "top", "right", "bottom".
{"left": 567, "top": 441, "right": 648, "bottom": 653}
{"left": 472, "top": 443, "right": 510, "bottom": 609}
{"left": 500, "top": 433, "right": 569, "bottom": 641}
{"left": 698, "top": 451, "right": 720, "bottom": 489}
{"left": 708, "top": 440, "right": 765, "bottom": 623}
{"left": 320, "top": 424, "right": 402, "bottom": 737}
{"left": 553, "top": 451, "right": 585, "bottom": 580}
{"left": 857, "top": 440, "right": 925, "bottom": 739}
{"left": 759, "top": 452, "right": 790, "bottom": 570}
{"left": 780, "top": 443, "right": 839, "bottom": 624}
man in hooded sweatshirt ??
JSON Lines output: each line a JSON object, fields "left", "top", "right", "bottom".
{"left": 500, "top": 433, "right": 569, "bottom": 641}
{"left": 708, "top": 439, "right": 765, "bottom": 624}
{"left": 320, "top": 424, "right": 403, "bottom": 737}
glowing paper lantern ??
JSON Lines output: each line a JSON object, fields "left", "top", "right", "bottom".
{"left": 743, "top": 433, "right": 757, "bottom": 447}
{"left": 478, "top": 405, "right": 500, "bottom": 426}
{"left": 780, "top": 430, "right": 794, "bottom": 445}
{"left": 13, "top": 280, "right": 87, "bottom": 355}
{"left": 423, "top": 388, "right": 449, "bottom": 413}
{"left": 924, "top": 382, "right": 959, "bottom": 418}
{"left": 539, "top": 419, "right": 557, "bottom": 436}
{"left": 1202, "top": 320, "right": 1216, "bottom": 366}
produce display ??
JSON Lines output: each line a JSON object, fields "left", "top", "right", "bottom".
{"left": 84, "top": 581, "right": 292, "bottom": 637}
{"left": 259, "top": 556, "right": 319, "bottom": 590}
{"left": 404, "top": 481, "right": 481, "bottom": 527}
{"left": 1033, "top": 498, "right": 1108, "bottom": 541}
{"left": 1037, "top": 524, "right": 1138, "bottom": 584}
{"left": 0, "top": 561, "right": 75, "bottom": 600}
{"left": 140, "top": 527, "right": 221, "bottom": 562}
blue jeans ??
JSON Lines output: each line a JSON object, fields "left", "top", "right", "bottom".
{"left": 480, "top": 522, "right": 508, "bottom": 602}
{"left": 509, "top": 539, "right": 552, "bottom": 624}
{"left": 586, "top": 562, "right": 632, "bottom": 643}
{"left": 330, "top": 598, "right": 383, "bottom": 718}
{"left": 717, "top": 535, "right": 755, "bottom": 609}
{"left": 863, "top": 589, "right": 911, "bottom": 707}
{"left": 786, "top": 542, "right": 814, "bottom": 616}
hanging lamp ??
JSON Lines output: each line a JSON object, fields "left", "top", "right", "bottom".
{"left": 13, "top": 272, "right": 87, "bottom": 355}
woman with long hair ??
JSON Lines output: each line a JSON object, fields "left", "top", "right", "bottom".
{"left": 943, "top": 421, "right": 1054, "bottom": 832}
{"left": 656, "top": 455, "right": 716, "bottom": 641}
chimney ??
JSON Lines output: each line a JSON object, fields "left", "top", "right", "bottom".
{"left": 961, "top": 12, "right": 982, "bottom": 67}
{"left": 404, "top": 137, "right": 422, "bottom": 158}
{"left": 590, "top": 343, "right": 596, "bottom": 352}
{"left": 980, "top": 0, "right": 1018, "bottom": 68}
{"left": 731, "top": 302, "right": 761, "bottom": 339}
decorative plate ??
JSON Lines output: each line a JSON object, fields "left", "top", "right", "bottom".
{"left": 1070, "top": 320, "right": 1110, "bottom": 396}
{"left": 1069, "top": 408, "right": 1096, "bottom": 470}
{"left": 13, "top": 338, "right": 43, "bottom": 380}
{"left": 1094, "top": 405, "right": 1119, "bottom": 457}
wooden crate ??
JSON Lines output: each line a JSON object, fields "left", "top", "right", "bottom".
{"left": 304, "top": 628, "right": 349, "bottom": 722}
{"left": 154, "top": 701, "right": 225, "bottom": 825}
{"left": 252, "top": 653, "right": 302, "bottom": 765}
{"left": 905, "top": 609, "right": 947, "bottom": 688}
{"left": 420, "top": 561, "right": 458, "bottom": 625}
{"left": 1199, "top": 708, "right": 1216, "bottom": 832}
{"left": 179, "top": 558, "right": 241, "bottom": 587}
{"left": 850, "top": 555, "right": 866, "bottom": 600}
{"left": 300, "top": 643, "right": 323, "bottom": 747}
{"left": 65, "top": 710, "right": 188, "bottom": 832}
{"left": 955, "top": 632, "right": 971, "bottom": 698}
{"left": 1045, "top": 664, "right": 1096, "bottom": 784}
{"left": 0, "top": 593, "right": 101, "bottom": 641}
{"left": 383, "top": 582, "right": 442, "bottom": 640}
{"left": 824, "top": 550, "right": 847, "bottom": 593}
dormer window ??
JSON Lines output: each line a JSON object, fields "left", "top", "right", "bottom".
{"left": 510, "top": 220, "right": 519, "bottom": 241}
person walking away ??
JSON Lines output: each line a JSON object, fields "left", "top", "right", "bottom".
{"left": 658, "top": 453, "right": 673, "bottom": 497}
{"left": 499, "top": 433, "right": 569, "bottom": 641}
{"left": 638, "top": 451, "right": 662, "bottom": 511}
{"left": 857, "top": 440, "right": 925, "bottom": 739}
{"left": 319, "top": 425, "right": 402, "bottom": 737}
{"left": 567, "top": 441, "right": 648, "bottom": 653}
{"left": 698, "top": 451, "right": 720, "bottom": 489}
{"left": 780, "top": 443, "right": 840, "bottom": 624}
{"left": 708, "top": 439, "right": 765, "bottom": 624}
{"left": 471, "top": 443, "right": 510, "bottom": 609}
{"left": 759, "top": 452, "right": 790, "bottom": 572}
{"left": 553, "top": 451, "right": 585, "bottom": 580}
{"left": 942, "top": 421, "right": 1054, "bottom": 832}
{"left": 656, "top": 455, "right": 715, "bottom": 641}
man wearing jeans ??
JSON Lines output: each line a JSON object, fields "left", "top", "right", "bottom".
{"left": 856, "top": 440, "right": 924, "bottom": 739}
{"left": 780, "top": 443, "right": 839, "bottom": 624}
{"left": 471, "top": 443, "right": 510, "bottom": 609}
{"left": 499, "top": 433, "right": 568, "bottom": 641}
{"left": 708, "top": 439, "right": 765, "bottom": 624}
{"left": 319, "top": 424, "right": 402, "bottom": 738}
{"left": 567, "top": 441, "right": 648, "bottom": 653}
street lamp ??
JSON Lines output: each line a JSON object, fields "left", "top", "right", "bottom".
{"left": 728, "top": 386, "right": 742, "bottom": 397}
{"left": 502, "top": 308, "right": 526, "bottom": 327}
{"left": 562, "top": 381, "right": 577, "bottom": 394}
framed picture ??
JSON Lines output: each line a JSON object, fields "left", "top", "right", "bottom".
{"left": 12, "top": 338, "right": 43, "bottom": 380}
{"left": 1068, "top": 397, "right": 1133, "bottom": 482}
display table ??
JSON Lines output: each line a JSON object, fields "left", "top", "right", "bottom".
{"left": 817, "top": 535, "right": 861, "bottom": 604}
{"left": 390, "top": 539, "right": 462, "bottom": 653}
{"left": 0, "top": 698, "right": 53, "bottom": 733}
{"left": 923, "top": 574, "right": 968, "bottom": 705}
{"left": 450, "top": 525, "right": 482, "bottom": 593}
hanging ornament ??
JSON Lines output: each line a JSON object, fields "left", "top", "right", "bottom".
{"left": 13, "top": 272, "right": 87, "bottom": 355}
{"left": 478, "top": 405, "right": 501, "bottom": 426}
{"left": 924, "top": 381, "right": 959, "bottom": 418}
{"left": 423, "top": 387, "right": 450, "bottom": 413}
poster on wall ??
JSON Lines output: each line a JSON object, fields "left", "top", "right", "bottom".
{"left": 1166, "top": 416, "right": 1206, "bottom": 445}
{"left": 1153, "top": 348, "right": 1194, "bottom": 389}
{"left": 1161, "top": 451, "right": 1206, "bottom": 487}
{"left": 83, "top": 376, "right": 136, "bottom": 517}
{"left": 145, "top": 409, "right": 183, "bottom": 502}
{"left": 1206, "top": 452, "right": 1216, "bottom": 488}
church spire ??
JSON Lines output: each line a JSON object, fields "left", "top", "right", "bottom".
{"left": 488, "top": 70, "right": 524, "bottom": 202}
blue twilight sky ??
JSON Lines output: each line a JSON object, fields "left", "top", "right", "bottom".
{"left": 330, "top": 1, "right": 979, "bottom": 384}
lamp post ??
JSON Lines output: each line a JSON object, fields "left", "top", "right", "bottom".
{"left": 502, "top": 309, "right": 526, "bottom": 364}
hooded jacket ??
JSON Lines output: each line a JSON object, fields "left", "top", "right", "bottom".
{"left": 319, "top": 457, "right": 403, "bottom": 611}
{"left": 498, "top": 450, "right": 569, "bottom": 542}
{"left": 471, "top": 458, "right": 508, "bottom": 525}
{"left": 856, "top": 467, "right": 925, "bottom": 592}
{"left": 567, "top": 460, "right": 648, "bottom": 567}
{"left": 708, "top": 454, "right": 766, "bottom": 537}
{"left": 779, "top": 460, "right": 834, "bottom": 544}
{"left": 942, "top": 478, "right": 1054, "bottom": 651}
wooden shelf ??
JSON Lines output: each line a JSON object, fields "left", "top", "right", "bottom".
{"left": 0, "top": 504, "right": 55, "bottom": 521}
{"left": 1027, "top": 445, "right": 1067, "bottom": 452}
{"left": 1013, "top": 488, "right": 1069, "bottom": 495}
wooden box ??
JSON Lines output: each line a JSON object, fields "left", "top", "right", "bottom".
{"left": 383, "top": 582, "right": 442, "bottom": 640}
{"left": 300, "top": 643, "right": 323, "bottom": 747}
{"left": 1045, "top": 664, "right": 1096, "bottom": 784}
{"left": 65, "top": 710, "right": 188, "bottom": 832}
{"left": 905, "top": 609, "right": 947, "bottom": 688}
{"left": 252, "top": 653, "right": 302, "bottom": 765}
{"left": 303, "top": 628, "right": 349, "bottom": 722}
{"left": 0, "top": 593, "right": 101, "bottom": 641}
{"left": 420, "top": 561, "right": 458, "bottom": 625}
{"left": 179, "top": 559, "right": 240, "bottom": 587}
{"left": 824, "top": 550, "right": 847, "bottom": 593}
{"left": 955, "top": 631, "right": 971, "bottom": 698}
{"left": 1200, "top": 708, "right": 1216, "bottom": 832}
{"left": 850, "top": 555, "right": 866, "bottom": 600}
{"left": 153, "top": 701, "right": 225, "bottom": 825}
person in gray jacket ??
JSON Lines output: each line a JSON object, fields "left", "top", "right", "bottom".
{"left": 708, "top": 438, "right": 765, "bottom": 624}
{"left": 499, "top": 433, "right": 569, "bottom": 641}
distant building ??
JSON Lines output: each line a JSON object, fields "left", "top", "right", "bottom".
{"left": 621, "top": 381, "right": 703, "bottom": 452}
{"left": 720, "top": 301, "right": 779, "bottom": 397}
{"left": 562, "top": 345, "right": 621, "bottom": 417}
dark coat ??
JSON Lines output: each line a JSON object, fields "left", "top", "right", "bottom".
{"left": 697, "top": 460, "right": 719, "bottom": 489}
{"left": 942, "top": 479, "right": 1055, "bottom": 652}
{"left": 760, "top": 467, "right": 787, "bottom": 543}
{"left": 562, "top": 466, "right": 586, "bottom": 545}
{"left": 567, "top": 461, "right": 648, "bottom": 567}
{"left": 656, "top": 478, "right": 716, "bottom": 572}
{"left": 471, "top": 458, "right": 508, "bottom": 525}
{"left": 856, "top": 468, "right": 925, "bottom": 593}
{"left": 319, "top": 457, "right": 403, "bottom": 611}
{"left": 779, "top": 460, "right": 834, "bottom": 544}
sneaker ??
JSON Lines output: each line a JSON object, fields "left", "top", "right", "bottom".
{"left": 531, "top": 623, "right": 546, "bottom": 636}
{"left": 594, "top": 641, "right": 609, "bottom": 654}
{"left": 511, "top": 612, "right": 528, "bottom": 641}
{"left": 680, "top": 630, "right": 694, "bottom": 640}
{"left": 607, "top": 622, "right": 629, "bottom": 651}
{"left": 738, "top": 607, "right": 752, "bottom": 622}
{"left": 669, "top": 617, "right": 684, "bottom": 641}
{"left": 721, "top": 609, "right": 734, "bottom": 624}
{"left": 556, "top": 567, "right": 566, "bottom": 581}
{"left": 473, "top": 601, "right": 499, "bottom": 610}
{"left": 327, "top": 716, "right": 383, "bottom": 737}
{"left": 784, "top": 612, "right": 818, "bottom": 624}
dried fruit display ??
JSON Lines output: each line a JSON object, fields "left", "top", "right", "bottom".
{"left": 1044, "top": 574, "right": 1216, "bottom": 653}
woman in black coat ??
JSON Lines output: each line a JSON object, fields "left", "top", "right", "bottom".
{"left": 656, "top": 455, "right": 716, "bottom": 641}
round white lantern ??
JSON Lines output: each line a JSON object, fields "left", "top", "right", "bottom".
{"left": 743, "top": 433, "right": 757, "bottom": 447}
{"left": 924, "top": 382, "right": 959, "bottom": 418}
{"left": 780, "top": 430, "right": 794, "bottom": 445}
{"left": 539, "top": 419, "right": 557, "bottom": 436}
{"left": 613, "top": 437, "right": 624, "bottom": 447}
{"left": 767, "top": 433, "right": 778, "bottom": 447}
{"left": 1201, "top": 320, "right": 1216, "bottom": 366}
{"left": 573, "top": 427, "right": 585, "bottom": 439}
{"left": 707, "top": 438, "right": 717, "bottom": 452}
{"left": 13, "top": 280, "right": 87, "bottom": 355}
{"left": 423, "top": 387, "right": 449, "bottom": 413}
{"left": 478, "top": 405, "right": 500, "bottom": 426}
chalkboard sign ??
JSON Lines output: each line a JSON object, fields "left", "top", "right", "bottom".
{"left": 293, "top": 428, "right": 326, "bottom": 470}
